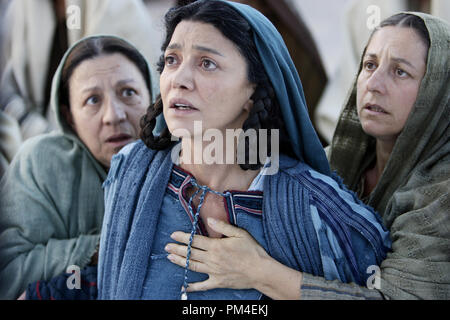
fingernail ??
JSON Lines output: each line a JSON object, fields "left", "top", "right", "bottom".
{"left": 207, "top": 217, "right": 217, "bottom": 226}
{"left": 167, "top": 254, "right": 174, "bottom": 261}
{"left": 164, "top": 244, "right": 171, "bottom": 252}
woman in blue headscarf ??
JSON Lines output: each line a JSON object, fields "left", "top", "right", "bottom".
{"left": 97, "top": 0, "right": 391, "bottom": 300}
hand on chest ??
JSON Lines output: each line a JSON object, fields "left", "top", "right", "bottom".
{"left": 185, "top": 187, "right": 229, "bottom": 238}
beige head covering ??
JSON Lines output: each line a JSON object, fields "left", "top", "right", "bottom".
{"left": 328, "top": 12, "right": 449, "bottom": 299}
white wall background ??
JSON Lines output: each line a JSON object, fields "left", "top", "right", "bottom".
{"left": 286, "top": 0, "right": 353, "bottom": 78}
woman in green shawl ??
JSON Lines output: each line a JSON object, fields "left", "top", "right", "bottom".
{"left": 0, "top": 35, "right": 154, "bottom": 299}
{"left": 167, "top": 12, "right": 449, "bottom": 300}
{"left": 310, "top": 13, "right": 450, "bottom": 299}
{"left": 312, "top": 12, "right": 449, "bottom": 300}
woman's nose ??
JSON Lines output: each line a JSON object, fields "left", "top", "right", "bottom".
{"left": 366, "top": 67, "right": 387, "bottom": 95}
{"left": 103, "top": 97, "right": 126, "bottom": 125}
{"left": 172, "top": 62, "right": 194, "bottom": 90}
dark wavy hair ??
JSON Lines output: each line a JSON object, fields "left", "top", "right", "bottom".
{"left": 60, "top": 36, "right": 152, "bottom": 111}
{"left": 140, "top": 0, "right": 293, "bottom": 170}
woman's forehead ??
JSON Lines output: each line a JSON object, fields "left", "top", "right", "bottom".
{"left": 366, "top": 26, "right": 428, "bottom": 64}
{"left": 70, "top": 54, "right": 145, "bottom": 87}
{"left": 368, "top": 27, "right": 426, "bottom": 52}
{"left": 169, "top": 20, "right": 236, "bottom": 55}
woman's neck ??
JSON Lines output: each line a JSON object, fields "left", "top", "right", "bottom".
{"left": 374, "top": 138, "right": 395, "bottom": 178}
{"left": 178, "top": 138, "right": 260, "bottom": 192}
{"left": 364, "top": 138, "right": 395, "bottom": 196}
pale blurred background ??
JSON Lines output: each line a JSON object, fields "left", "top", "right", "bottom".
{"left": 0, "top": 0, "right": 448, "bottom": 175}
{"left": 143, "top": 0, "right": 450, "bottom": 144}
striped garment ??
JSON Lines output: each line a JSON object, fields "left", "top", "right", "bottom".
{"left": 97, "top": 141, "right": 391, "bottom": 299}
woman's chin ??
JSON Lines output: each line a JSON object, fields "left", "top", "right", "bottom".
{"left": 361, "top": 125, "right": 400, "bottom": 142}
{"left": 167, "top": 122, "right": 196, "bottom": 140}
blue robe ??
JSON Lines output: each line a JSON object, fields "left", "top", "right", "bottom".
{"left": 97, "top": 1, "right": 391, "bottom": 300}
{"left": 97, "top": 141, "right": 390, "bottom": 299}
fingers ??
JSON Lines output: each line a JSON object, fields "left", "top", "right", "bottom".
{"left": 170, "top": 219, "right": 248, "bottom": 248}
{"left": 207, "top": 218, "right": 247, "bottom": 238}
{"left": 165, "top": 243, "right": 207, "bottom": 261}
{"left": 185, "top": 278, "right": 217, "bottom": 292}
{"left": 167, "top": 252, "right": 209, "bottom": 274}
{"left": 170, "top": 232, "right": 211, "bottom": 250}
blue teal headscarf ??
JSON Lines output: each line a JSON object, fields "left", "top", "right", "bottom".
{"left": 98, "top": 1, "right": 391, "bottom": 300}
{"left": 224, "top": 0, "right": 331, "bottom": 176}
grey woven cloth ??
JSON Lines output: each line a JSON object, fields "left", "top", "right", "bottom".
{"left": 311, "top": 12, "right": 450, "bottom": 300}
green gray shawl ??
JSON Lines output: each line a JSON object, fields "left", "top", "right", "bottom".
{"left": 0, "top": 35, "right": 154, "bottom": 299}
{"left": 328, "top": 13, "right": 449, "bottom": 299}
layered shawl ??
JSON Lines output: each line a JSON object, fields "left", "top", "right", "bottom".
{"left": 328, "top": 13, "right": 450, "bottom": 299}
{"left": 0, "top": 35, "right": 155, "bottom": 299}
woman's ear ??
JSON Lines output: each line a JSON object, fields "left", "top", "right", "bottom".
{"left": 243, "top": 99, "right": 254, "bottom": 113}
{"left": 245, "top": 83, "right": 257, "bottom": 112}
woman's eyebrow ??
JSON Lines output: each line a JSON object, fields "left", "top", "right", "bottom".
{"left": 116, "top": 79, "right": 137, "bottom": 86}
{"left": 391, "top": 57, "right": 417, "bottom": 70}
{"left": 365, "top": 52, "right": 416, "bottom": 70}
{"left": 81, "top": 79, "right": 136, "bottom": 93}
{"left": 82, "top": 86, "right": 100, "bottom": 93}
{"left": 167, "top": 42, "right": 224, "bottom": 57}
{"left": 364, "top": 53, "right": 378, "bottom": 60}
{"left": 193, "top": 45, "right": 224, "bottom": 57}
{"left": 167, "top": 43, "right": 181, "bottom": 50}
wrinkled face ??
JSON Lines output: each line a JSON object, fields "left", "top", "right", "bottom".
{"left": 160, "top": 20, "right": 255, "bottom": 138}
{"left": 67, "top": 53, "right": 150, "bottom": 167}
{"left": 356, "top": 26, "right": 428, "bottom": 142}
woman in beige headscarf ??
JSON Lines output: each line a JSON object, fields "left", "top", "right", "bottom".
{"left": 302, "top": 12, "right": 449, "bottom": 299}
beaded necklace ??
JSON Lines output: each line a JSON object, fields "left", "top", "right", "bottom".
{"left": 180, "top": 178, "right": 232, "bottom": 300}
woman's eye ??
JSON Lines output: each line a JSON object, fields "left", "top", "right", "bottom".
{"left": 86, "top": 95, "right": 100, "bottom": 105}
{"left": 201, "top": 59, "right": 217, "bottom": 71}
{"left": 122, "top": 88, "right": 137, "bottom": 97}
{"left": 364, "top": 61, "right": 376, "bottom": 71}
{"left": 395, "top": 68, "right": 408, "bottom": 78}
{"left": 165, "top": 55, "right": 177, "bottom": 66}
